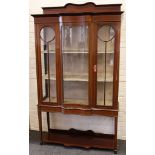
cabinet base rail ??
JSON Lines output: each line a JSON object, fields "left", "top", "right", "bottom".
{"left": 40, "top": 128, "right": 117, "bottom": 153}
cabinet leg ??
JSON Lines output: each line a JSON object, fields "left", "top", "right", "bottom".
{"left": 114, "top": 117, "right": 118, "bottom": 153}
{"left": 47, "top": 112, "right": 50, "bottom": 132}
{"left": 114, "top": 149, "right": 118, "bottom": 154}
{"left": 38, "top": 107, "right": 43, "bottom": 145}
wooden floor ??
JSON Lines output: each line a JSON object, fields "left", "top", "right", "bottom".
{"left": 30, "top": 130, "right": 126, "bottom": 155}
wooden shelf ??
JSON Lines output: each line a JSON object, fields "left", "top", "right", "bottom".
{"left": 42, "top": 74, "right": 113, "bottom": 82}
{"left": 42, "top": 129, "right": 115, "bottom": 150}
{"left": 42, "top": 50, "right": 114, "bottom": 54}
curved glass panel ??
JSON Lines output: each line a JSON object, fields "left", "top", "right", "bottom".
{"left": 97, "top": 25, "right": 115, "bottom": 106}
{"left": 40, "top": 26, "right": 57, "bottom": 103}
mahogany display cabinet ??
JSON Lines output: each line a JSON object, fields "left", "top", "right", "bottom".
{"left": 32, "top": 2, "right": 123, "bottom": 154}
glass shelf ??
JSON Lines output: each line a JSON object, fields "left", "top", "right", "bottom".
{"left": 43, "top": 73, "right": 113, "bottom": 82}
{"left": 98, "top": 51, "right": 114, "bottom": 54}
{"left": 42, "top": 50, "right": 114, "bottom": 54}
{"left": 43, "top": 74, "right": 88, "bottom": 81}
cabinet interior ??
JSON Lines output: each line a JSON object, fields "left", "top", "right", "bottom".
{"left": 40, "top": 24, "right": 115, "bottom": 107}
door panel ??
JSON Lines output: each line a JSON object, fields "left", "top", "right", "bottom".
{"left": 61, "top": 23, "right": 89, "bottom": 105}
{"left": 40, "top": 26, "right": 57, "bottom": 103}
{"left": 96, "top": 24, "right": 115, "bottom": 107}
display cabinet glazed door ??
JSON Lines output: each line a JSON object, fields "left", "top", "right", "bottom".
{"left": 61, "top": 22, "right": 90, "bottom": 107}
{"left": 40, "top": 25, "right": 58, "bottom": 104}
{"left": 95, "top": 23, "right": 116, "bottom": 108}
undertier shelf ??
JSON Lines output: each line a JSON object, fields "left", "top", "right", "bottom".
{"left": 42, "top": 129, "right": 115, "bottom": 150}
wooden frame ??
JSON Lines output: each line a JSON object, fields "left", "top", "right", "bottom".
{"left": 32, "top": 2, "right": 123, "bottom": 154}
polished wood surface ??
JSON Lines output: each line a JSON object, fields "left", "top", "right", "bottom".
{"left": 43, "top": 129, "right": 115, "bottom": 149}
{"left": 42, "top": 2, "right": 121, "bottom": 14}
